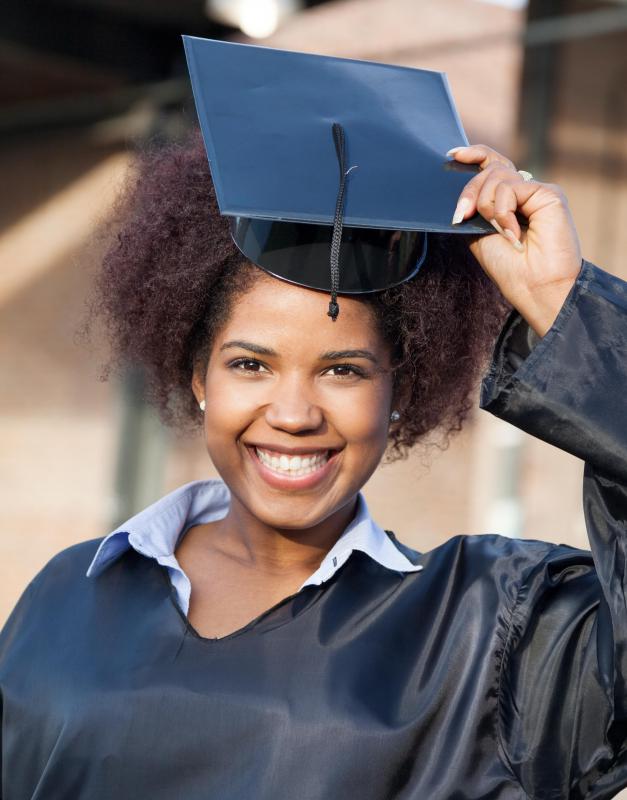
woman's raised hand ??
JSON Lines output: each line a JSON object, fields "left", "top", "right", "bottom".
{"left": 449, "top": 144, "right": 582, "bottom": 337}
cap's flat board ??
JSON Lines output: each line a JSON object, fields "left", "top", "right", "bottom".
{"left": 183, "top": 36, "right": 493, "bottom": 234}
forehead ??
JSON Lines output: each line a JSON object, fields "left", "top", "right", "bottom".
{"left": 217, "top": 274, "right": 385, "bottom": 352}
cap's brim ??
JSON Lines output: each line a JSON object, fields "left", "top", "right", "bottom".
{"left": 230, "top": 218, "right": 428, "bottom": 294}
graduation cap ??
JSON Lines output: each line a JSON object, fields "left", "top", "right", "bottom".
{"left": 183, "top": 36, "right": 492, "bottom": 320}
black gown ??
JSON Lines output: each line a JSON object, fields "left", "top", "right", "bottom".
{"left": 2, "top": 258, "right": 627, "bottom": 800}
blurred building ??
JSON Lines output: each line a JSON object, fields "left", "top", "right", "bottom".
{"left": 514, "top": 0, "right": 627, "bottom": 548}
{"left": 1, "top": 0, "right": 627, "bottom": 636}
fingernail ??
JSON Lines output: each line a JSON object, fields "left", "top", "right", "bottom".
{"left": 452, "top": 197, "right": 471, "bottom": 225}
{"left": 503, "top": 228, "right": 524, "bottom": 252}
{"left": 446, "top": 146, "right": 466, "bottom": 156}
{"left": 490, "top": 218, "right": 505, "bottom": 236}
{"left": 491, "top": 219, "right": 524, "bottom": 251}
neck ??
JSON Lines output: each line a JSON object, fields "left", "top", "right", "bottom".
{"left": 210, "top": 495, "right": 359, "bottom": 577}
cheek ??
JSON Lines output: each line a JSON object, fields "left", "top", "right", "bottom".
{"left": 201, "top": 371, "right": 258, "bottom": 445}
{"left": 328, "top": 382, "right": 392, "bottom": 449}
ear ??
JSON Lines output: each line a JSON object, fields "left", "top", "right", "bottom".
{"left": 391, "top": 377, "right": 410, "bottom": 421}
{"left": 191, "top": 360, "right": 206, "bottom": 407}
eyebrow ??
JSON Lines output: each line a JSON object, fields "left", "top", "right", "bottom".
{"left": 320, "top": 349, "right": 379, "bottom": 364}
{"left": 220, "top": 340, "right": 277, "bottom": 356}
{"left": 220, "top": 341, "right": 379, "bottom": 364}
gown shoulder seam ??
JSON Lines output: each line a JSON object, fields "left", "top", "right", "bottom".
{"left": 495, "top": 571, "right": 533, "bottom": 798}
{"left": 495, "top": 543, "right": 573, "bottom": 798}
{"left": 496, "top": 556, "right": 559, "bottom": 800}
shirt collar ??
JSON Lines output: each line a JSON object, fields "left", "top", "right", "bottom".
{"left": 298, "top": 491, "right": 422, "bottom": 589}
{"left": 86, "top": 480, "right": 422, "bottom": 603}
{"left": 86, "top": 480, "right": 231, "bottom": 578}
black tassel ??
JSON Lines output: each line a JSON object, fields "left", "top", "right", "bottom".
{"left": 328, "top": 122, "right": 350, "bottom": 322}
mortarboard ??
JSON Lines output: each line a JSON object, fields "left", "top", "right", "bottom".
{"left": 183, "top": 36, "right": 492, "bottom": 319}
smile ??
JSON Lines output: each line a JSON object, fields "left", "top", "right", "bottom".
{"left": 246, "top": 444, "right": 341, "bottom": 490}
{"left": 255, "top": 447, "right": 330, "bottom": 477}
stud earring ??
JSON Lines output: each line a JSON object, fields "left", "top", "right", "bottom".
{"left": 199, "top": 399, "right": 206, "bottom": 412}
{"left": 390, "top": 410, "right": 400, "bottom": 422}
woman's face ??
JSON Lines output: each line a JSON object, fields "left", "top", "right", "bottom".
{"left": 193, "top": 274, "right": 395, "bottom": 531}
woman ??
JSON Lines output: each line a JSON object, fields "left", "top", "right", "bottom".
{"left": 1, "top": 127, "right": 627, "bottom": 798}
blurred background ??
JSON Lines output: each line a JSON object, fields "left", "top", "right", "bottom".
{"left": 1, "top": 0, "right": 627, "bottom": 641}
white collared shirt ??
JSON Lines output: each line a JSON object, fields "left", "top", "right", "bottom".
{"left": 86, "top": 480, "right": 422, "bottom": 615}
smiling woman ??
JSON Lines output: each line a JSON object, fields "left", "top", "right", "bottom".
{"left": 85, "top": 130, "right": 504, "bottom": 644}
{"left": 3, "top": 41, "right": 627, "bottom": 800}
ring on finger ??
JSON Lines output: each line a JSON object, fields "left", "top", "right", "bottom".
{"left": 517, "top": 169, "right": 534, "bottom": 182}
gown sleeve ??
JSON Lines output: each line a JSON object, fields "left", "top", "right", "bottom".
{"left": 480, "top": 258, "right": 627, "bottom": 799}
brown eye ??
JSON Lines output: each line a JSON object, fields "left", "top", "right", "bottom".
{"left": 325, "top": 364, "right": 366, "bottom": 379}
{"left": 229, "top": 358, "right": 268, "bottom": 373}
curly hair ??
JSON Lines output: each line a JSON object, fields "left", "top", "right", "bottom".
{"left": 88, "top": 129, "right": 509, "bottom": 460}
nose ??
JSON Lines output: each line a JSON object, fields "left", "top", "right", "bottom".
{"left": 264, "top": 377, "right": 324, "bottom": 434}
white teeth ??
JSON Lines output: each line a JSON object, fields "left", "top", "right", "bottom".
{"left": 255, "top": 448, "right": 330, "bottom": 476}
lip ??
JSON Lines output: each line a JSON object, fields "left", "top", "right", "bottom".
{"left": 245, "top": 444, "right": 341, "bottom": 491}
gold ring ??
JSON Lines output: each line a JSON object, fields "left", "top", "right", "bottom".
{"left": 518, "top": 170, "right": 534, "bottom": 182}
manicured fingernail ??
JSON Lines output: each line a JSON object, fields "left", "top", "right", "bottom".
{"left": 446, "top": 146, "right": 466, "bottom": 156}
{"left": 491, "top": 219, "right": 524, "bottom": 251}
{"left": 490, "top": 218, "right": 505, "bottom": 236}
{"left": 452, "top": 197, "right": 471, "bottom": 225}
{"left": 505, "top": 229, "right": 525, "bottom": 252}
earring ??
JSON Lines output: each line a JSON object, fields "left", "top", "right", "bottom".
{"left": 390, "top": 410, "right": 400, "bottom": 422}
{"left": 199, "top": 399, "right": 206, "bottom": 412}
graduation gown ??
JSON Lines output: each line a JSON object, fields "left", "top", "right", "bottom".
{"left": 2, "top": 258, "right": 627, "bottom": 800}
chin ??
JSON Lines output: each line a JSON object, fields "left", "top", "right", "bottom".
{"left": 244, "top": 493, "right": 345, "bottom": 531}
